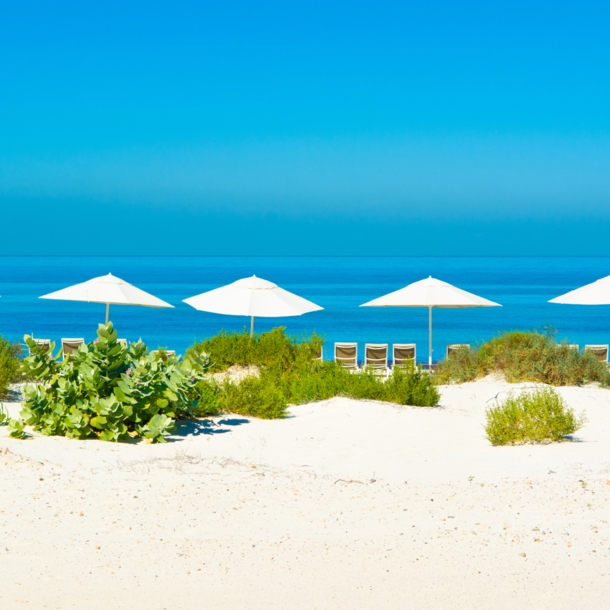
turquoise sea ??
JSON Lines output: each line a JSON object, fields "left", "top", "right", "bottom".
{"left": 1, "top": 256, "right": 610, "bottom": 363}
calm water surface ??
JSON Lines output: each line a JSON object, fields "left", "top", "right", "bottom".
{"left": 1, "top": 256, "right": 610, "bottom": 363}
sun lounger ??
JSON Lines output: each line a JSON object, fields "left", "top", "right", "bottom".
{"left": 585, "top": 344, "right": 609, "bottom": 363}
{"left": 30, "top": 339, "right": 51, "bottom": 354}
{"left": 447, "top": 344, "right": 470, "bottom": 358}
{"left": 364, "top": 343, "right": 388, "bottom": 374}
{"left": 392, "top": 344, "right": 416, "bottom": 369}
{"left": 334, "top": 342, "right": 358, "bottom": 370}
{"left": 61, "top": 338, "right": 84, "bottom": 360}
{"left": 568, "top": 344, "right": 579, "bottom": 351}
{"left": 152, "top": 349, "right": 176, "bottom": 357}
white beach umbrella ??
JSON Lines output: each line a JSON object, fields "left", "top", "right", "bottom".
{"left": 550, "top": 275, "right": 610, "bottom": 305}
{"left": 361, "top": 276, "right": 501, "bottom": 368}
{"left": 183, "top": 275, "right": 323, "bottom": 336}
{"left": 40, "top": 273, "right": 174, "bottom": 323}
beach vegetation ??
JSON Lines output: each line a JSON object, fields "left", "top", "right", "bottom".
{"left": 187, "top": 327, "right": 324, "bottom": 372}
{"left": 190, "top": 328, "right": 439, "bottom": 418}
{"left": 0, "top": 335, "right": 22, "bottom": 399}
{"left": 12, "top": 322, "right": 210, "bottom": 443}
{"left": 485, "top": 387, "right": 586, "bottom": 446}
{"left": 435, "top": 329, "right": 610, "bottom": 386}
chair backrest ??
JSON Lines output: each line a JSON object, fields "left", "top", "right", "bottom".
{"left": 447, "top": 344, "right": 470, "bottom": 359}
{"left": 152, "top": 348, "right": 176, "bottom": 357}
{"left": 334, "top": 342, "right": 358, "bottom": 369}
{"left": 61, "top": 338, "right": 84, "bottom": 360}
{"left": 316, "top": 346, "right": 323, "bottom": 361}
{"left": 30, "top": 339, "right": 51, "bottom": 354}
{"left": 585, "top": 344, "right": 609, "bottom": 363}
{"left": 393, "top": 344, "right": 416, "bottom": 367}
{"left": 364, "top": 343, "right": 388, "bottom": 369}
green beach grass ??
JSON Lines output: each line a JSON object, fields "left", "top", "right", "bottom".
{"left": 485, "top": 387, "right": 586, "bottom": 446}
{"left": 435, "top": 329, "right": 610, "bottom": 386}
{"left": 188, "top": 327, "right": 440, "bottom": 418}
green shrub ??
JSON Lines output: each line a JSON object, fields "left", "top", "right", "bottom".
{"left": 192, "top": 379, "right": 224, "bottom": 418}
{"left": 435, "top": 330, "right": 610, "bottom": 386}
{"left": 13, "top": 322, "right": 210, "bottom": 443}
{"left": 191, "top": 331, "right": 440, "bottom": 419}
{"left": 0, "top": 336, "right": 22, "bottom": 398}
{"left": 219, "top": 375, "right": 288, "bottom": 419}
{"left": 266, "top": 360, "right": 439, "bottom": 407}
{"left": 485, "top": 387, "right": 586, "bottom": 446}
{"left": 187, "top": 327, "right": 324, "bottom": 372}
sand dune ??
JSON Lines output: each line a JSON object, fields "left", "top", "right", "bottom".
{"left": 1, "top": 378, "right": 610, "bottom": 608}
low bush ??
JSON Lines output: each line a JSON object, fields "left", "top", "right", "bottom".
{"left": 0, "top": 336, "right": 22, "bottom": 398}
{"left": 435, "top": 330, "right": 610, "bottom": 386}
{"left": 10, "top": 322, "right": 210, "bottom": 443}
{"left": 189, "top": 329, "right": 440, "bottom": 418}
{"left": 485, "top": 387, "right": 586, "bottom": 446}
{"left": 264, "top": 360, "right": 439, "bottom": 408}
{"left": 187, "top": 327, "right": 324, "bottom": 372}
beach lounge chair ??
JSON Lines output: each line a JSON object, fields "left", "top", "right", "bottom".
{"left": 364, "top": 343, "right": 388, "bottom": 374}
{"left": 118, "top": 339, "right": 128, "bottom": 348}
{"left": 316, "top": 346, "right": 323, "bottom": 361}
{"left": 585, "top": 344, "right": 609, "bottom": 363}
{"left": 61, "top": 338, "right": 84, "bottom": 360}
{"left": 334, "top": 342, "right": 358, "bottom": 370}
{"left": 392, "top": 344, "right": 416, "bottom": 369}
{"left": 447, "top": 344, "right": 470, "bottom": 358}
{"left": 152, "top": 349, "right": 176, "bottom": 357}
{"left": 30, "top": 339, "right": 51, "bottom": 354}
{"left": 568, "top": 344, "right": 579, "bottom": 351}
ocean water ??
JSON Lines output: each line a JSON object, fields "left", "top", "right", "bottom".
{"left": 1, "top": 256, "right": 610, "bottom": 363}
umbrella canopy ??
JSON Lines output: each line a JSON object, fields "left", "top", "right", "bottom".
{"left": 550, "top": 275, "right": 610, "bottom": 305}
{"left": 40, "top": 273, "right": 173, "bottom": 323}
{"left": 183, "top": 275, "right": 323, "bottom": 336}
{"left": 361, "top": 276, "right": 501, "bottom": 367}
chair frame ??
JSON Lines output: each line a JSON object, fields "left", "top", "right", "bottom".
{"left": 585, "top": 344, "right": 609, "bottom": 363}
{"left": 364, "top": 343, "right": 388, "bottom": 374}
{"left": 334, "top": 342, "right": 358, "bottom": 371}
{"left": 446, "top": 344, "right": 470, "bottom": 359}
{"left": 30, "top": 339, "right": 51, "bottom": 354}
{"left": 61, "top": 338, "right": 85, "bottom": 360}
{"left": 392, "top": 343, "right": 416, "bottom": 369}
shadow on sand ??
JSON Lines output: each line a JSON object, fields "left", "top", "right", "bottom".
{"left": 174, "top": 418, "right": 250, "bottom": 437}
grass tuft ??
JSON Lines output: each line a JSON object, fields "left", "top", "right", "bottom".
{"left": 485, "top": 387, "right": 586, "bottom": 446}
{"left": 435, "top": 330, "right": 610, "bottom": 386}
{"left": 0, "top": 336, "right": 22, "bottom": 399}
{"left": 187, "top": 327, "right": 323, "bottom": 373}
{"left": 189, "top": 328, "right": 439, "bottom": 418}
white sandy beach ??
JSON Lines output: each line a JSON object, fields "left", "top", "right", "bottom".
{"left": 2, "top": 377, "right": 610, "bottom": 609}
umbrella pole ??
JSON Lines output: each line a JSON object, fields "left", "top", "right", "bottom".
{"left": 428, "top": 306, "right": 433, "bottom": 370}
{"left": 105, "top": 303, "right": 110, "bottom": 325}
{"left": 250, "top": 316, "right": 254, "bottom": 337}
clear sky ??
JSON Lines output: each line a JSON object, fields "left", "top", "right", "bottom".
{"left": 2, "top": 1, "right": 610, "bottom": 255}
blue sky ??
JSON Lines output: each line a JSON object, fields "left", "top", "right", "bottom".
{"left": 2, "top": 1, "right": 610, "bottom": 255}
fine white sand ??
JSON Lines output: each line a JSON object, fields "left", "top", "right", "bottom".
{"left": 2, "top": 377, "right": 610, "bottom": 608}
